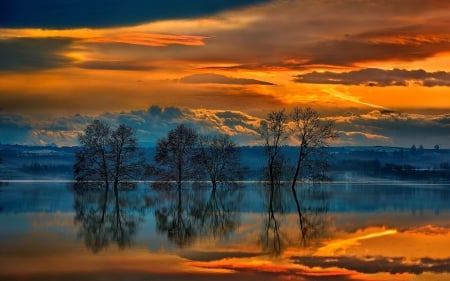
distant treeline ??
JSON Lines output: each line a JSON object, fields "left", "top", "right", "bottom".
{"left": 1, "top": 144, "right": 450, "bottom": 181}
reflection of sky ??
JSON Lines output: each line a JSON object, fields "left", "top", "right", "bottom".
{"left": 0, "top": 182, "right": 449, "bottom": 280}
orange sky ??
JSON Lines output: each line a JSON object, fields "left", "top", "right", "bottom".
{"left": 1, "top": 0, "right": 450, "bottom": 146}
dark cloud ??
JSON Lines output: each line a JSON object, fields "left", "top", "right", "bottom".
{"left": 179, "top": 250, "right": 261, "bottom": 262}
{"left": 293, "top": 256, "right": 450, "bottom": 274}
{"left": 0, "top": 114, "right": 32, "bottom": 144}
{"left": 331, "top": 110, "right": 450, "bottom": 148}
{"left": 77, "top": 60, "right": 158, "bottom": 71}
{"left": 0, "top": 38, "right": 74, "bottom": 72}
{"left": 180, "top": 73, "right": 275, "bottom": 85}
{"left": 2, "top": 108, "right": 450, "bottom": 148}
{"left": 295, "top": 68, "right": 450, "bottom": 87}
{"left": 0, "top": 0, "right": 271, "bottom": 28}
{"left": 301, "top": 36, "right": 450, "bottom": 68}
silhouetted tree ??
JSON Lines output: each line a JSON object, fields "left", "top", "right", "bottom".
{"left": 410, "top": 144, "right": 417, "bottom": 154}
{"left": 257, "top": 110, "right": 289, "bottom": 189}
{"left": 75, "top": 120, "right": 111, "bottom": 187}
{"left": 74, "top": 121, "right": 144, "bottom": 191}
{"left": 154, "top": 124, "right": 198, "bottom": 188}
{"left": 109, "top": 125, "right": 145, "bottom": 189}
{"left": 291, "top": 107, "right": 337, "bottom": 188}
{"left": 197, "top": 134, "right": 241, "bottom": 188}
{"left": 290, "top": 107, "right": 336, "bottom": 237}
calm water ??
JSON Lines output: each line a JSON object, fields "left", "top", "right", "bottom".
{"left": 0, "top": 181, "right": 449, "bottom": 281}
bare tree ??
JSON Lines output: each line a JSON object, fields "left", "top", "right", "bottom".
{"left": 291, "top": 107, "right": 337, "bottom": 189}
{"left": 75, "top": 120, "right": 111, "bottom": 187}
{"left": 154, "top": 124, "right": 198, "bottom": 188}
{"left": 74, "top": 121, "right": 144, "bottom": 190}
{"left": 257, "top": 110, "right": 289, "bottom": 189}
{"left": 197, "top": 134, "right": 241, "bottom": 188}
{"left": 110, "top": 125, "right": 145, "bottom": 189}
{"left": 289, "top": 107, "right": 336, "bottom": 237}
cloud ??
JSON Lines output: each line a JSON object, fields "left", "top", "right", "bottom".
{"left": 0, "top": 106, "right": 260, "bottom": 146}
{"left": 293, "top": 256, "right": 450, "bottom": 275}
{"left": 179, "top": 73, "right": 275, "bottom": 85}
{"left": 0, "top": 0, "right": 271, "bottom": 28}
{"left": 180, "top": 250, "right": 261, "bottom": 262}
{"left": 336, "top": 131, "right": 392, "bottom": 146}
{"left": 0, "top": 38, "right": 74, "bottom": 71}
{"left": 185, "top": 1, "right": 450, "bottom": 70}
{"left": 328, "top": 110, "right": 450, "bottom": 148}
{"left": 2, "top": 107, "right": 450, "bottom": 148}
{"left": 86, "top": 33, "right": 206, "bottom": 47}
{"left": 77, "top": 60, "right": 159, "bottom": 71}
{"left": 0, "top": 114, "right": 32, "bottom": 144}
{"left": 295, "top": 68, "right": 450, "bottom": 87}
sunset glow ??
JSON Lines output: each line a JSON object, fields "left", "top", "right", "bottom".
{"left": 1, "top": 0, "right": 449, "bottom": 147}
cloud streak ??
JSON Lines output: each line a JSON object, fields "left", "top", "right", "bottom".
{"left": 295, "top": 68, "right": 450, "bottom": 87}
{"left": 0, "top": 37, "right": 74, "bottom": 71}
{"left": 180, "top": 73, "right": 275, "bottom": 85}
{"left": 293, "top": 256, "right": 450, "bottom": 275}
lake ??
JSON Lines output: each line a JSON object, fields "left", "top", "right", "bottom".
{"left": 0, "top": 181, "right": 449, "bottom": 281}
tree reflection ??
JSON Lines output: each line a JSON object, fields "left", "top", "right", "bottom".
{"left": 260, "top": 170, "right": 331, "bottom": 255}
{"left": 152, "top": 181, "right": 242, "bottom": 248}
{"left": 193, "top": 183, "right": 242, "bottom": 239}
{"left": 260, "top": 179, "right": 290, "bottom": 255}
{"left": 153, "top": 182, "right": 197, "bottom": 247}
{"left": 73, "top": 183, "right": 146, "bottom": 253}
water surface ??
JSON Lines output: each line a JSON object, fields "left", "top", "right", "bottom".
{"left": 0, "top": 181, "right": 449, "bottom": 281}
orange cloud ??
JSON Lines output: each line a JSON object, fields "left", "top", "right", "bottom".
{"left": 86, "top": 32, "right": 207, "bottom": 47}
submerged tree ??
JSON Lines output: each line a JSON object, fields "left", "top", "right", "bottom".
{"left": 75, "top": 120, "right": 111, "bottom": 186}
{"left": 74, "top": 121, "right": 145, "bottom": 190}
{"left": 153, "top": 124, "right": 198, "bottom": 188}
{"left": 257, "top": 110, "right": 289, "bottom": 188}
{"left": 290, "top": 107, "right": 337, "bottom": 188}
{"left": 110, "top": 125, "right": 145, "bottom": 188}
{"left": 197, "top": 134, "right": 241, "bottom": 188}
{"left": 258, "top": 107, "right": 336, "bottom": 244}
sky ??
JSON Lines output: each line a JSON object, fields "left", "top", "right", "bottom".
{"left": 1, "top": 0, "right": 450, "bottom": 147}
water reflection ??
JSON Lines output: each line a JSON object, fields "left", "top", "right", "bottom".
{"left": 260, "top": 181, "right": 331, "bottom": 255}
{"left": 1, "top": 181, "right": 449, "bottom": 281}
{"left": 152, "top": 182, "right": 243, "bottom": 248}
{"left": 73, "top": 183, "right": 147, "bottom": 253}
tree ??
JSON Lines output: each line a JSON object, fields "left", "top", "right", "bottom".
{"left": 154, "top": 124, "right": 198, "bottom": 188}
{"left": 257, "top": 110, "right": 289, "bottom": 189}
{"left": 291, "top": 107, "right": 337, "bottom": 189}
{"left": 110, "top": 125, "right": 145, "bottom": 189}
{"left": 75, "top": 120, "right": 111, "bottom": 187}
{"left": 197, "top": 134, "right": 241, "bottom": 188}
{"left": 258, "top": 107, "right": 336, "bottom": 243}
{"left": 290, "top": 107, "right": 336, "bottom": 235}
{"left": 74, "top": 121, "right": 144, "bottom": 191}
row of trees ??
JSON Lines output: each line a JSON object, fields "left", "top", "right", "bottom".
{"left": 74, "top": 121, "right": 145, "bottom": 192}
{"left": 74, "top": 107, "right": 336, "bottom": 189}
{"left": 151, "top": 124, "right": 241, "bottom": 188}
{"left": 73, "top": 107, "right": 337, "bottom": 252}
{"left": 74, "top": 122, "right": 242, "bottom": 190}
